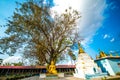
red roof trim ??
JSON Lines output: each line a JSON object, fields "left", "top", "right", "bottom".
{"left": 0, "top": 65, "right": 75, "bottom": 69}
{"left": 0, "top": 66, "right": 35, "bottom": 69}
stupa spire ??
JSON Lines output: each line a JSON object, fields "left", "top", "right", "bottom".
{"left": 78, "top": 42, "right": 85, "bottom": 54}
{"left": 110, "top": 53, "right": 113, "bottom": 57}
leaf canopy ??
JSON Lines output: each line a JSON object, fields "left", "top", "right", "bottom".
{"left": 0, "top": 0, "right": 81, "bottom": 65}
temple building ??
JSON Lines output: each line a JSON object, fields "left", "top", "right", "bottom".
{"left": 74, "top": 45, "right": 101, "bottom": 79}
{"left": 95, "top": 51, "right": 120, "bottom": 76}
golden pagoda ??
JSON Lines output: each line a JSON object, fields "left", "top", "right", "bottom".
{"left": 74, "top": 43, "right": 100, "bottom": 79}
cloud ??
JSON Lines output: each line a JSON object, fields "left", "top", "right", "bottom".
{"left": 109, "top": 50, "right": 114, "bottom": 53}
{"left": 104, "top": 34, "right": 108, "bottom": 39}
{"left": 110, "top": 38, "right": 115, "bottom": 42}
{"left": 1, "top": 56, "right": 31, "bottom": 66}
{"left": 108, "top": 1, "right": 119, "bottom": 10}
{"left": 103, "top": 34, "right": 115, "bottom": 42}
{"left": 53, "top": 0, "right": 107, "bottom": 47}
{"left": 103, "top": 34, "right": 110, "bottom": 39}
{"left": 2, "top": 56, "right": 22, "bottom": 65}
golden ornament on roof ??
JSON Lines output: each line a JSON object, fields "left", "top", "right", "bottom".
{"left": 99, "top": 51, "right": 106, "bottom": 58}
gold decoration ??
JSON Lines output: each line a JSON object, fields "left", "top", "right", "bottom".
{"left": 116, "top": 53, "right": 119, "bottom": 57}
{"left": 79, "top": 48, "right": 85, "bottom": 54}
{"left": 82, "top": 62, "right": 84, "bottom": 64}
{"left": 83, "top": 66, "right": 85, "bottom": 69}
{"left": 96, "top": 55, "right": 99, "bottom": 59}
{"left": 78, "top": 42, "right": 85, "bottom": 54}
{"left": 110, "top": 53, "right": 113, "bottom": 57}
{"left": 99, "top": 51, "right": 106, "bottom": 58}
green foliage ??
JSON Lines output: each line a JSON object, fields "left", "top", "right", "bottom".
{"left": 12, "top": 62, "right": 24, "bottom": 66}
{"left": 3, "top": 63, "right": 12, "bottom": 66}
{"left": 2, "top": 62, "right": 24, "bottom": 66}
{"left": 68, "top": 50, "right": 76, "bottom": 61}
{"left": 0, "top": 59, "right": 3, "bottom": 65}
{"left": 116, "top": 72, "right": 120, "bottom": 75}
{"left": 0, "top": 0, "right": 80, "bottom": 65}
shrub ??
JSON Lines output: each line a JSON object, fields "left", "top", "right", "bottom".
{"left": 116, "top": 72, "right": 120, "bottom": 75}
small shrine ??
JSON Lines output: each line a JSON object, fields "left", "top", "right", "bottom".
{"left": 95, "top": 50, "right": 120, "bottom": 76}
{"left": 74, "top": 43, "right": 101, "bottom": 79}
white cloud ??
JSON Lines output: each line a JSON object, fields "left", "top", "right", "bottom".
{"left": 103, "top": 34, "right": 110, "bottom": 39}
{"left": 53, "top": 0, "right": 107, "bottom": 47}
{"left": 109, "top": 50, "right": 114, "bottom": 53}
{"left": 104, "top": 34, "right": 108, "bottom": 39}
{"left": 110, "top": 38, "right": 115, "bottom": 42}
{"left": 1, "top": 56, "right": 31, "bottom": 66}
{"left": 67, "top": 60, "right": 75, "bottom": 65}
{"left": 74, "top": 50, "right": 79, "bottom": 54}
{"left": 2, "top": 56, "right": 22, "bottom": 65}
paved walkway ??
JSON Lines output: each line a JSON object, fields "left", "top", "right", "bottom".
{"left": 20, "top": 76, "right": 39, "bottom": 80}
{"left": 20, "top": 76, "right": 102, "bottom": 80}
{"left": 21, "top": 76, "right": 85, "bottom": 80}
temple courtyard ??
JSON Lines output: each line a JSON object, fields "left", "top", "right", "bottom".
{"left": 21, "top": 76, "right": 101, "bottom": 80}
{"left": 21, "top": 76, "right": 120, "bottom": 80}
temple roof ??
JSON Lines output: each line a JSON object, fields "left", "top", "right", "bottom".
{"left": 95, "top": 56, "right": 120, "bottom": 61}
{"left": 96, "top": 50, "right": 120, "bottom": 59}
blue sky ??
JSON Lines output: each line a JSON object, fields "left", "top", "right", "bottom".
{"left": 88, "top": 0, "right": 120, "bottom": 57}
{"left": 0, "top": 0, "right": 120, "bottom": 61}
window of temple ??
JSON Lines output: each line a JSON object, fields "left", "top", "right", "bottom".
{"left": 117, "top": 63, "right": 120, "bottom": 67}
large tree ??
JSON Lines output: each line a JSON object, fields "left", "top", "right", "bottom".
{"left": 0, "top": 0, "right": 80, "bottom": 65}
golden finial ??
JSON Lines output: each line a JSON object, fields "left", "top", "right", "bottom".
{"left": 99, "top": 51, "right": 106, "bottom": 58}
{"left": 79, "top": 47, "right": 85, "bottom": 54}
{"left": 96, "top": 55, "right": 99, "bottom": 59}
{"left": 110, "top": 53, "right": 113, "bottom": 57}
{"left": 78, "top": 42, "right": 85, "bottom": 54}
{"left": 116, "top": 53, "right": 119, "bottom": 57}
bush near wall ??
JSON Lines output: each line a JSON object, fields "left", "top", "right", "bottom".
{"left": 116, "top": 72, "right": 120, "bottom": 75}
